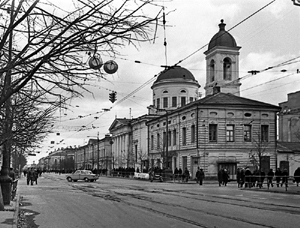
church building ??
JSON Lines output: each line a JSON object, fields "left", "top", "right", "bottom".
{"left": 146, "top": 20, "right": 281, "bottom": 179}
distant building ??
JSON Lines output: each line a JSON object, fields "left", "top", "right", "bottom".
{"left": 277, "top": 91, "right": 300, "bottom": 174}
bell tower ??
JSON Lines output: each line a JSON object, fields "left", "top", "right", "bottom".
{"left": 204, "top": 20, "right": 241, "bottom": 96}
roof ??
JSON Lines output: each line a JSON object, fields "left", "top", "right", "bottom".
{"left": 208, "top": 20, "right": 239, "bottom": 51}
{"left": 196, "top": 92, "right": 281, "bottom": 109}
{"left": 153, "top": 66, "right": 197, "bottom": 84}
{"left": 147, "top": 92, "right": 281, "bottom": 124}
{"left": 108, "top": 118, "right": 133, "bottom": 131}
{"left": 277, "top": 142, "right": 300, "bottom": 153}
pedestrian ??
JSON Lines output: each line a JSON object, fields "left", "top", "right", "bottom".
{"left": 275, "top": 168, "right": 282, "bottom": 187}
{"left": 217, "top": 169, "right": 223, "bottom": 187}
{"left": 196, "top": 167, "right": 205, "bottom": 185}
{"left": 174, "top": 167, "right": 179, "bottom": 181}
{"left": 27, "top": 168, "right": 34, "bottom": 185}
{"left": 184, "top": 167, "right": 190, "bottom": 182}
{"left": 9, "top": 167, "right": 16, "bottom": 181}
{"left": 178, "top": 168, "right": 182, "bottom": 182}
{"left": 240, "top": 168, "right": 245, "bottom": 188}
{"left": 244, "top": 167, "right": 252, "bottom": 188}
{"left": 267, "top": 168, "right": 274, "bottom": 188}
{"left": 281, "top": 168, "right": 289, "bottom": 187}
{"left": 222, "top": 169, "right": 229, "bottom": 186}
{"left": 237, "top": 168, "right": 241, "bottom": 188}
{"left": 294, "top": 167, "right": 300, "bottom": 187}
{"left": 259, "top": 170, "right": 265, "bottom": 188}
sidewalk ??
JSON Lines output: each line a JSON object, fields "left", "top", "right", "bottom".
{"left": 240, "top": 183, "right": 300, "bottom": 194}
{"left": 0, "top": 191, "right": 19, "bottom": 228}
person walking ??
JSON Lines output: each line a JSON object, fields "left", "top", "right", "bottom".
{"left": 244, "top": 167, "right": 252, "bottom": 188}
{"left": 217, "top": 169, "right": 223, "bottom": 187}
{"left": 196, "top": 167, "right": 205, "bottom": 185}
{"left": 267, "top": 168, "right": 274, "bottom": 188}
{"left": 174, "top": 167, "right": 179, "bottom": 182}
{"left": 294, "top": 167, "right": 300, "bottom": 187}
{"left": 275, "top": 168, "right": 282, "bottom": 187}
{"left": 222, "top": 169, "right": 230, "bottom": 186}
{"left": 281, "top": 168, "right": 289, "bottom": 187}
{"left": 184, "top": 167, "right": 190, "bottom": 182}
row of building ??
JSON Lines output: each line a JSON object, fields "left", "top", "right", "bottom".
{"left": 38, "top": 20, "right": 300, "bottom": 180}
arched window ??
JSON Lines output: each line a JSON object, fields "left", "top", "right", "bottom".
{"left": 210, "top": 59, "right": 215, "bottom": 82}
{"left": 223, "top": 57, "right": 232, "bottom": 80}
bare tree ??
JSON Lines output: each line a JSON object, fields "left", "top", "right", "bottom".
{"left": 0, "top": 0, "right": 163, "bottom": 105}
{"left": 0, "top": 0, "right": 163, "bottom": 206}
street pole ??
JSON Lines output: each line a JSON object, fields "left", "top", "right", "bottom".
{"left": 97, "top": 132, "right": 99, "bottom": 174}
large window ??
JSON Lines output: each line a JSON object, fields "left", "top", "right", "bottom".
{"left": 261, "top": 125, "right": 269, "bottom": 142}
{"left": 168, "top": 130, "right": 171, "bottom": 146}
{"left": 163, "top": 97, "right": 168, "bottom": 108}
{"left": 172, "top": 97, "right": 177, "bottom": 107}
{"left": 151, "top": 135, "right": 154, "bottom": 149}
{"left": 210, "top": 59, "right": 215, "bottom": 82}
{"left": 226, "top": 124, "right": 235, "bottom": 142}
{"left": 182, "top": 127, "right": 187, "bottom": 145}
{"left": 209, "top": 124, "right": 217, "bottom": 142}
{"left": 163, "top": 132, "right": 166, "bottom": 147}
{"left": 223, "top": 57, "right": 232, "bottom": 80}
{"left": 157, "top": 98, "right": 160, "bottom": 109}
{"left": 191, "top": 125, "right": 196, "bottom": 143}
{"left": 173, "top": 129, "right": 177, "bottom": 146}
{"left": 157, "top": 133, "right": 160, "bottom": 149}
{"left": 181, "top": 97, "right": 186, "bottom": 107}
{"left": 244, "top": 125, "right": 252, "bottom": 142}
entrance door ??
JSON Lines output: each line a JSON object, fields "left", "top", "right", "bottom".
{"left": 218, "top": 163, "right": 237, "bottom": 180}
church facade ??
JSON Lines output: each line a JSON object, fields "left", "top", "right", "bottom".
{"left": 108, "top": 20, "right": 281, "bottom": 179}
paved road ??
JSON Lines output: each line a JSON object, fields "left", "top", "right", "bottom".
{"left": 18, "top": 173, "right": 300, "bottom": 228}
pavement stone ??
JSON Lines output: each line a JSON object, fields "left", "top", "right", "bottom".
{"left": 0, "top": 193, "right": 19, "bottom": 228}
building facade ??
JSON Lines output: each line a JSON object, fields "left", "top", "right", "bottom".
{"left": 277, "top": 91, "right": 300, "bottom": 175}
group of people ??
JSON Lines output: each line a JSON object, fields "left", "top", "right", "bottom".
{"left": 218, "top": 168, "right": 230, "bottom": 186}
{"left": 24, "top": 167, "right": 41, "bottom": 185}
{"left": 236, "top": 167, "right": 300, "bottom": 188}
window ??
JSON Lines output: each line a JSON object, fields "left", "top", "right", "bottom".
{"left": 163, "top": 97, "right": 168, "bottom": 108}
{"left": 181, "top": 97, "right": 186, "bottom": 107}
{"left": 182, "top": 127, "right": 187, "bottom": 145}
{"left": 168, "top": 130, "right": 171, "bottom": 146}
{"left": 157, "top": 133, "right": 160, "bottom": 149}
{"left": 223, "top": 57, "right": 232, "bottom": 80}
{"left": 226, "top": 124, "right": 235, "bottom": 142}
{"left": 209, "top": 124, "right": 217, "bottom": 142}
{"left": 163, "top": 132, "right": 167, "bottom": 147}
{"left": 261, "top": 125, "right": 269, "bottom": 142}
{"left": 189, "top": 97, "right": 194, "bottom": 103}
{"left": 210, "top": 59, "right": 215, "bottom": 82}
{"left": 173, "top": 129, "right": 177, "bottom": 146}
{"left": 172, "top": 97, "right": 177, "bottom": 107}
{"left": 151, "top": 135, "right": 154, "bottom": 149}
{"left": 244, "top": 125, "right": 252, "bottom": 142}
{"left": 191, "top": 125, "right": 196, "bottom": 143}
{"left": 135, "top": 145, "right": 138, "bottom": 161}
{"left": 157, "top": 98, "right": 160, "bottom": 109}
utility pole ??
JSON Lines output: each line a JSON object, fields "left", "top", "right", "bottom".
{"left": 97, "top": 132, "right": 100, "bottom": 175}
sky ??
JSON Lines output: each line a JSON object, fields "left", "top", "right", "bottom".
{"left": 28, "top": 0, "right": 300, "bottom": 164}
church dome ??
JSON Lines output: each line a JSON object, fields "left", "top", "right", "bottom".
{"left": 208, "top": 20, "right": 237, "bottom": 50}
{"left": 154, "top": 66, "right": 196, "bottom": 83}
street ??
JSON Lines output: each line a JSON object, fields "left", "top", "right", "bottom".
{"left": 18, "top": 173, "right": 300, "bottom": 228}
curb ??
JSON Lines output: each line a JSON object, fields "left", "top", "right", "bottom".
{"left": 12, "top": 194, "right": 20, "bottom": 228}
{"left": 240, "top": 187, "right": 300, "bottom": 195}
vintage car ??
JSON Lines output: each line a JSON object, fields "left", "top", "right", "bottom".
{"left": 66, "top": 170, "right": 99, "bottom": 182}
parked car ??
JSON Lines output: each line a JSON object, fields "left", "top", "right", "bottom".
{"left": 66, "top": 170, "right": 99, "bottom": 182}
